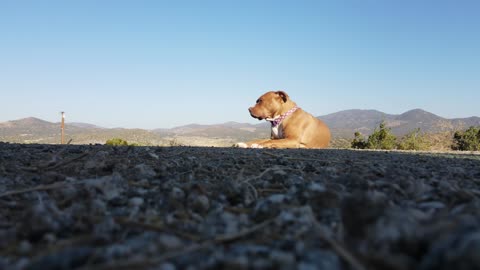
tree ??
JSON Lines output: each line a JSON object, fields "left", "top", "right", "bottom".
{"left": 397, "top": 128, "right": 430, "bottom": 151}
{"left": 453, "top": 126, "right": 480, "bottom": 151}
{"left": 351, "top": 131, "right": 368, "bottom": 149}
{"left": 366, "top": 121, "right": 397, "bottom": 150}
{"left": 350, "top": 122, "right": 398, "bottom": 150}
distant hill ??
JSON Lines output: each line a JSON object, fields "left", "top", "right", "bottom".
{"left": 153, "top": 122, "right": 269, "bottom": 142}
{"left": 320, "top": 109, "right": 391, "bottom": 138}
{"left": 69, "top": 122, "right": 104, "bottom": 129}
{"left": 1, "top": 109, "right": 479, "bottom": 147}
{"left": 320, "top": 109, "right": 480, "bottom": 139}
{"left": 0, "top": 118, "right": 169, "bottom": 145}
{"left": 451, "top": 117, "right": 480, "bottom": 130}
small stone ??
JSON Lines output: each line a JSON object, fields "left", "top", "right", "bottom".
{"left": 18, "top": 240, "right": 32, "bottom": 254}
{"left": 170, "top": 187, "right": 186, "bottom": 201}
{"left": 84, "top": 173, "right": 126, "bottom": 201}
{"left": 419, "top": 230, "right": 480, "bottom": 270}
{"left": 298, "top": 262, "right": 317, "bottom": 270}
{"left": 308, "top": 182, "right": 326, "bottom": 193}
{"left": 91, "top": 198, "right": 107, "bottom": 214}
{"left": 43, "top": 233, "right": 57, "bottom": 244}
{"left": 135, "top": 164, "right": 156, "bottom": 178}
{"left": 26, "top": 247, "right": 93, "bottom": 270}
{"left": 22, "top": 200, "right": 71, "bottom": 238}
{"left": 148, "top": 152, "right": 160, "bottom": 160}
{"left": 418, "top": 201, "right": 446, "bottom": 210}
{"left": 268, "top": 194, "right": 287, "bottom": 204}
{"left": 159, "top": 234, "right": 183, "bottom": 250}
{"left": 157, "top": 262, "right": 176, "bottom": 270}
{"left": 128, "top": 197, "right": 144, "bottom": 207}
{"left": 270, "top": 250, "right": 296, "bottom": 268}
{"left": 251, "top": 258, "right": 272, "bottom": 269}
{"left": 222, "top": 255, "right": 249, "bottom": 270}
{"left": 272, "top": 169, "right": 287, "bottom": 180}
{"left": 189, "top": 194, "right": 210, "bottom": 213}
{"left": 84, "top": 159, "right": 99, "bottom": 170}
{"left": 105, "top": 244, "right": 132, "bottom": 258}
{"left": 14, "top": 258, "right": 30, "bottom": 270}
{"left": 302, "top": 250, "right": 341, "bottom": 269}
{"left": 94, "top": 216, "right": 119, "bottom": 238}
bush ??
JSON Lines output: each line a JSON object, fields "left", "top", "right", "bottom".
{"left": 105, "top": 138, "right": 129, "bottom": 146}
{"left": 367, "top": 121, "right": 397, "bottom": 150}
{"left": 350, "top": 121, "right": 397, "bottom": 150}
{"left": 397, "top": 128, "right": 430, "bottom": 151}
{"left": 453, "top": 126, "right": 480, "bottom": 151}
{"left": 351, "top": 131, "right": 368, "bottom": 149}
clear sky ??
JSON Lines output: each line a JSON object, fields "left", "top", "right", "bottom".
{"left": 1, "top": 0, "right": 479, "bottom": 129}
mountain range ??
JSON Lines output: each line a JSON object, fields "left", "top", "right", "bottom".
{"left": 1, "top": 109, "right": 479, "bottom": 147}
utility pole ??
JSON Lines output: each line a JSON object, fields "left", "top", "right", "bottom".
{"left": 61, "top": 112, "right": 65, "bottom": 144}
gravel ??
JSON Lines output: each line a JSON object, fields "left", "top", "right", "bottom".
{"left": 0, "top": 142, "right": 479, "bottom": 269}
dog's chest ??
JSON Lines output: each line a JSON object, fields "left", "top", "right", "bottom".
{"left": 271, "top": 124, "right": 284, "bottom": 139}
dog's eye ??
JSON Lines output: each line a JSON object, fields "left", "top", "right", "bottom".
{"left": 256, "top": 99, "right": 262, "bottom": 104}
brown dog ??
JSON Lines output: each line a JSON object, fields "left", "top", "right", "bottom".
{"left": 236, "top": 91, "right": 331, "bottom": 149}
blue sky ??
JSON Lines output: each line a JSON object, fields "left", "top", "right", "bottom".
{"left": 1, "top": 0, "right": 479, "bottom": 129}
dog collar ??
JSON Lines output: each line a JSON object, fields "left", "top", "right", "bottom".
{"left": 267, "top": 106, "right": 299, "bottom": 127}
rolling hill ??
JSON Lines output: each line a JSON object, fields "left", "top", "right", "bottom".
{"left": 320, "top": 109, "right": 480, "bottom": 138}
{"left": 1, "top": 109, "right": 479, "bottom": 147}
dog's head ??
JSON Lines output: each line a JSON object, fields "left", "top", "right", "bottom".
{"left": 248, "top": 91, "right": 289, "bottom": 120}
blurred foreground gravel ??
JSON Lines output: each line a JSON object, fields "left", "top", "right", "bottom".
{"left": 1, "top": 142, "right": 480, "bottom": 270}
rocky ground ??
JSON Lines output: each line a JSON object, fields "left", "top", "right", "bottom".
{"left": 0, "top": 142, "right": 479, "bottom": 270}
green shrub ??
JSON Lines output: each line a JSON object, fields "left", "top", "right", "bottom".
{"left": 351, "top": 131, "right": 368, "bottom": 149}
{"left": 350, "top": 121, "right": 397, "bottom": 150}
{"left": 366, "top": 121, "right": 397, "bottom": 150}
{"left": 397, "top": 128, "right": 430, "bottom": 151}
{"left": 105, "top": 138, "right": 129, "bottom": 146}
{"left": 453, "top": 126, "right": 480, "bottom": 151}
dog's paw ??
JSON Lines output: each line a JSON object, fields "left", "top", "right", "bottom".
{"left": 235, "top": 142, "right": 248, "bottom": 148}
{"left": 250, "top": 143, "right": 264, "bottom": 149}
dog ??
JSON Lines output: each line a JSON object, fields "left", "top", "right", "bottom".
{"left": 236, "top": 91, "right": 331, "bottom": 149}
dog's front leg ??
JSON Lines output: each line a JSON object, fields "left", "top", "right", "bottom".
{"left": 235, "top": 139, "right": 271, "bottom": 148}
{"left": 259, "top": 138, "right": 302, "bottom": 149}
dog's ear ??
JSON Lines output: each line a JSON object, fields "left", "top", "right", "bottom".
{"left": 276, "top": 91, "right": 289, "bottom": 102}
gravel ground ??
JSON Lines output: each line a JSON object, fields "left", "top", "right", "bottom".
{"left": 1, "top": 142, "right": 480, "bottom": 270}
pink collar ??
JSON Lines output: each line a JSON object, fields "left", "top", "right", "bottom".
{"left": 267, "top": 106, "right": 299, "bottom": 127}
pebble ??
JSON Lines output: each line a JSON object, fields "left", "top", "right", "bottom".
{"left": 43, "top": 233, "right": 57, "bottom": 244}
{"left": 14, "top": 258, "right": 30, "bottom": 270}
{"left": 170, "top": 187, "right": 186, "bottom": 201}
{"left": 158, "top": 234, "right": 183, "bottom": 250}
{"left": 128, "top": 197, "right": 144, "bottom": 207}
{"left": 156, "top": 263, "right": 176, "bottom": 270}
{"left": 1, "top": 144, "right": 479, "bottom": 270}
{"left": 269, "top": 250, "right": 296, "bottom": 268}
{"left": 308, "top": 182, "right": 326, "bottom": 193}
{"left": 268, "top": 194, "right": 287, "bottom": 204}
{"left": 298, "top": 262, "right": 318, "bottom": 270}
{"left": 91, "top": 198, "right": 107, "bottom": 214}
{"left": 25, "top": 247, "right": 93, "bottom": 270}
{"left": 251, "top": 258, "right": 272, "bottom": 269}
{"left": 418, "top": 201, "right": 446, "bottom": 210}
{"left": 17, "top": 241, "right": 32, "bottom": 254}
{"left": 222, "top": 255, "right": 249, "bottom": 270}
{"left": 302, "top": 250, "right": 341, "bottom": 269}
{"left": 135, "top": 164, "right": 156, "bottom": 178}
{"left": 188, "top": 194, "right": 210, "bottom": 213}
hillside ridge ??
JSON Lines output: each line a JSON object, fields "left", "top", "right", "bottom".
{"left": 1, "top": 109, "right": 479, "bottom": 146}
